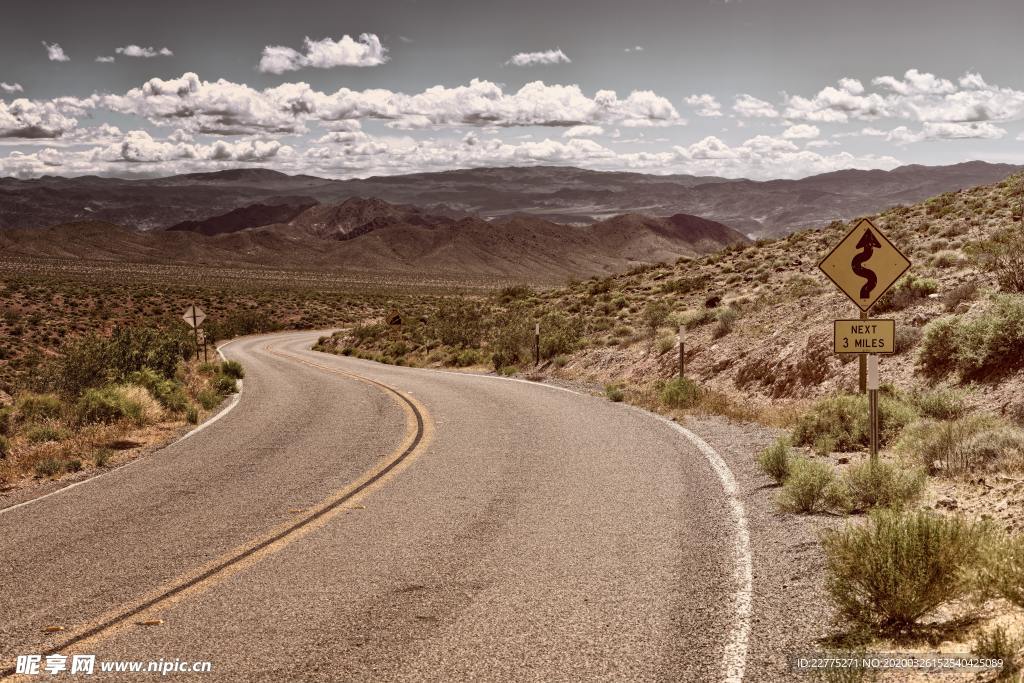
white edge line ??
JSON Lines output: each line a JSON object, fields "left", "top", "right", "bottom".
{"left": 0, "top": 340, "right": 245, "bottom": 517}
{"left": 316, "top": 348, "right": 751, "bottom": 682}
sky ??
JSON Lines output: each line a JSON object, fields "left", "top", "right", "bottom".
{"left": 2, "top": 0, "right": 1024, "bottom": 180}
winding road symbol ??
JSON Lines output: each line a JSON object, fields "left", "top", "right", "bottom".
{"left": 818, "top": 218, "right": 911, "bottom": 312}
{"left": 852, "top": 228, "right": 881, "bottom": 299}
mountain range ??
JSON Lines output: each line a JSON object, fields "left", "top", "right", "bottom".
{"left": 1, "top": 161, "right": 1019, "bottom": 237}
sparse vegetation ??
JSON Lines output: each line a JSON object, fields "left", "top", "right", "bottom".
{"left": 659, "top": 377, "right": 700, "bottom": 409}
{"left": 840, "top": 460, "right": 925, "bottom": 513}
{"left": 778, "top": 456, "right": 847, "bottom": 514}
{"left": 792, "top": 394, "right": 917, "bottom": 455}
{"left": 822, "top": 510, "right": 985, "bottom": 631}
{"left": 757, "top": 437, "right": 792, "bottom": 484}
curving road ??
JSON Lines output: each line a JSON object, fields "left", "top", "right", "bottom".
{"left": 0, "top": 331, "right": 751, "bottom": 682}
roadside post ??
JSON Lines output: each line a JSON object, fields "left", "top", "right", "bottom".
{"left": 181, "top": 304, "right": 207, "bottom": 362}
{"left": 678, "top": 324, "right": 685, "bottom": 379}
{"left": 867, "top": 354, "right": 880, "bottom": 462}
{"left": 819, "top": 218, "right": 910, "bottom": 464}
{"left": 534, "top": 322, "right": 540, "bottom": 366}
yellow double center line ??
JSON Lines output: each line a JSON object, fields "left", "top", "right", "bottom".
{"left": 1, "top": 341, "right": 433, "bottom": 680}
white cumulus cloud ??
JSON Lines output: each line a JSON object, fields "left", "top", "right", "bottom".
{"left": 505, "top": 49, "right": 571, "bottom": 67}
{"left": 1, "top": 82, "right": 24, "bottom": 94}
{"left": 42, "top": 42, "right": 70, "bottom": 62}
{"left": 115, "top": 45, "right": 173, "bottom": 58}
{"left": 733, "top": 94, "right": 779, "bottom": 118}
{"left": 258, "top": 34, "right": 387, "bottom": 74}
{"left": 685, "top": 94, "right": 722, "bottom": 117}
{"left": 781, "top": 124, "right": 820, "bottom": 139}
{"left": 563, "top": 125, "right": 604, "bottom": 138}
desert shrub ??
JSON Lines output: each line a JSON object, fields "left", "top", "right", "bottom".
{"left": 822, "top": 510, "right": 985, "bottom": 631}
{"left": 841, "top": 460, "right": 926, "bottom": 512}
{"left": 919, "top": 295, "right": 1024, "bottom": 379}
{"left": 874, "top": 275, "right": 939, "bottom": 313}
{"left": 792, "top": 394, "right": 917, "bottom": 454}
{"left": 978, "top": 533, "right": 1024, "bottom": 610}
{"left": 25, "top": 424, "right": 67, "bottom": 443}
{"left": 430, "top": 299, "right": 485, "bottom": 348}
{"left": 538, "top": 311, "right": 583, "bottom": 359}
{"left": 909, "top": 388, "right": 967, "bottom": 420}
{"left": 893, "top": 326, "right": 923, "bottom": 355}
{"left": 778, "top": 457, "right": 847, "bottom": 513}
{"left": 186, "top": 406, "right": 199, "bottom": 424}
{"left": 197, "top": 389, "right": 221, "bottom": 410}
{"left": 75, "top": 385, "right": 158, "bottom": 426}
{"left": 605, "top": 384, "right": 625, "bottom": 402}
{"left": 220, "top": 360, "right": 245, "bottom": 379}
{"left": 661, "top": 275, "right": 709, "bottom": 295}
{"left": 897, "top": 414, "right": 1024, "bottom": 475}
{"left": 496, "top": 285, "right": 534, "bottom": 303}
{"left": 0, "top": 434, "right": 9, "bottom": 459}
{"left": 972, "top": 626, "right": 1021, "bottom": 680}
{"left": 968, "top": 226, "right": 1024, "bottom": 293}
{"left": 489, "top": 312, "right": 533, "bottom": 370}
{"left": 34, "top": 457, "right": 63, "bottom": 477}
{"left": 15, "top": 393, "right": 63, "bottom": 421}
{"left": 660, "top": 377, "right": 700, "bottom": 409}
{"left": 204, "top": 309, "right": 280, "bottom": 342}
{"left": 642, "top": 301, "right": 670, "bottom": 334}
{"left": 448, "top": 349, "right": 483, "bottom": 367}
{"left": 128, "top": 368, "right": 187, "bottom": 413}
{"left": 0, "top": 406, "right": 11, "bottom": 435}
{"left": 713, "top": 307, "right": 739, "bottom": 339}
{"left": 685, "top": 308, "right": 717, "bottom": 329}
{"left": 655, "top": 333, "right": 676, "bottom": 355}
{"left": 758, "top": 437, "right": 792, "bottom": 484}
{"left": 350, "top": 322, "right": 387, "bottom": 345}
{"left": 213, "top": 373, "right": 238, "bottom": 395}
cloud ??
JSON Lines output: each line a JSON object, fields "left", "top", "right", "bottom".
{"left": 781, "top": 124, "right": 820, "bottom": 139}
{"left": 885, "top": 121, "right": 1007, "bottom": 144}
{"left": 685, "top": 94, "right": 722, "bottom": 117}
{"left": 42, "top": 42, "right": 70, "bottom": 62}
{"left": 733, "top": 94, "right": 779, "bottom": 118}
{"left": 97, "top": 130, "right": 290, "bottom": 164}
{"left": 115, "top": 45, "right": 173, "bottom": 58}
{"left": 0, "top": 99, "right": 78, "bottom": 138}
{"left": 91, "top": 72, "right": 681, "bottom": 134}
{"left": 95, "top": 56, "right": 115, "bottom": 63}
{"left": 258, "top": 34, "right": 387, "bottom": 74}
{"left": 505, "top": 49, "right": 571, "bottom": 67}
{"left": 1, "top": 82, "right": 23, "bottom": 94}
{"left": 784, "top": 78, "right": 890, "bottom": 123}
{"left": 624, "top": 46, "right": 644, "bottom": 53}
{"left": 563, "top": 125, "right": 604, "bottom": 138}
{"left": 873, "top": 69, "right": 955, "bottom": 96}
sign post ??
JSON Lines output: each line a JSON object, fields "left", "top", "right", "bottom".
{"left": 820, "top": 218, "right": 910, "bottom": 464}
{"left": 181, "top": 304, "right": 207, "bottom": 362}
{"left": 534, "top": 322, "right": 541, "bottom": 366}
{"left": 678, "top": 324, "right": 686, "bottom": 379}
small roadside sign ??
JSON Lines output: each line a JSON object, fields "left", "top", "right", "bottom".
{"left": 834, "top": 319, "right": 895, "bottom": 354}
{"left": 182, "top": 305, "right": 206, "bottom": 328}
{"left": 385, "top": 309, "right": 402, "bottom": 326}
{"left": 819, "top": 218, "right": 911, "bottom": 312}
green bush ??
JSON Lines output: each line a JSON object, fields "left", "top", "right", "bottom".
{"left": 605, "top": 384, "right": 625, "bottom": 402}
{"left": 197, "top": 389, "right": 221, "bottom": 410}
{"left": 897, "top": 415, "right": 1024, "bottom": 475}
{"left": 538, "top": 311, "right": 583, "bottom": 359}
{"left": 874, "top": 275, "right": 939, "bottom": 313}
{"left": 793, "top": 394, "right": 917, "bottom": 454}
{"left": 15, "top": 393, "right": 63, "bottom": 421}
{"left": 968, "top": 225, "right": 1024, "bottom": 293}
{"left": 822, "top": 510, "right": 984, "bottom": 630}
{"left": 909, "top": 388, "right": 967, "bottom": 420}
{"left": 25, "top": 424, "right": 67, "bottom": 444}
{"left": 713, "top": 307, "right": 739, "bottom": 339}
{"left": 34, "top": 457, "right": 64, "bottom": 477}
{"left": 0, "top": 434, "right": 9, "bottom": 459}
{"left": 220, "top": 360, "right": 245, "bottom": 379}
{"left": 841, "top": 460, "right": 925, "bottom": 512}
{"left": 75, "top": 386, "right": 146, "bottom": 425}
{"left": 778, "top": 457, "right": 847, "bottom": 513}
{"left": 430, "top": 299, "right": 485, "bottom": 348}
{"left": 758, "top": 437, "right": 792, "bottom": 484}
{"left": 128, "top": 368, "right": 187, "bottom": 413}
{"left": 978, "top": 532, "right": 1024, "bottom": 609}
{"left": 919, "top": 295, "right": 1024, "bottom": 379}
{"left": 186, "top": 406, "right": 199, "bottom": 424}
{"left": 490, "top": 312, "right": 533, "bottom": 371}
{"left": 213, "top": 374, "right": 238, "bottom": 395}
{"left": 660, "top": 377, "right": 700, "bottom": 409}
{"left": 972, "top": 626, "right": 1021, "bottom": 680}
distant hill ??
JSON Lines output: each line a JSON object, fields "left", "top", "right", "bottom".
{"left": 166, "top": 199, "right": 317, "bottom": 236}
{"left": 1, "top": 161, "right": 1019, "bottom": 236}
{"left": 0, "top": 199, "right": 749, "bottom": 282}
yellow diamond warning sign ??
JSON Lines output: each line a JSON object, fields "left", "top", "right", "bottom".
{"left": 819, "top": 219, "right": 911, "bottom": 312}
{"left": 834, "top": 319, "right": 895, "bottom": 354}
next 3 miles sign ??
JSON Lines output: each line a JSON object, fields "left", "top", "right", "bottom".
{"left": 819, "top": 218, "right": 910, "bottom": 356}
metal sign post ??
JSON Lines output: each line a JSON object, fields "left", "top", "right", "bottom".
{"left": 867, "top": 354, "right": 879, "bottom": 463}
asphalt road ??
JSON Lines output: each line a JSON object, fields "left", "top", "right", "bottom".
{"left": 0, "top": 331, "right": 752, "bottom": 682}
